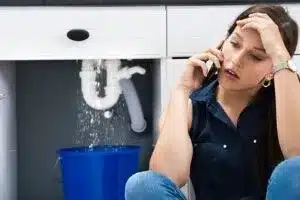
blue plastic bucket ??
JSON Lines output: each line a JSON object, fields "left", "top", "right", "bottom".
{"left": 57, "top": 145, "right": 140, "bottom": 200}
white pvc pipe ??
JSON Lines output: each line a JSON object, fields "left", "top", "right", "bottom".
{"left": 79, "top": 59, "right": 122, "bottom": 110}
{"left": 80, "top": 71, "right": 121, "bottom": 110}
{"left": 119, "top": 78, "right": 147, "bottom": 133}
{"left": 80, "top": 59, "right": 147, "bottom": 133}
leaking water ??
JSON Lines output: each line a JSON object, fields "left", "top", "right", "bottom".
{"left": 74, "top": 88, "right": 132, "bottom": 148}
{"left": 54, "top": 60, "right": 154, "bottom": 172}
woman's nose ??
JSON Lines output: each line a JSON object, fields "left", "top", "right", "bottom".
{"left": 231, "top": 53, "right": 243, "bottom": 68}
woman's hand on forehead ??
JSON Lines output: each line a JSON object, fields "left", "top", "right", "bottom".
{"left": 236, "top": 13, "right": 291, "bottom": 66}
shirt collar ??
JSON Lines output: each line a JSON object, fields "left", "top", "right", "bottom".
{"left": 189, "top": 79, "right": 266, "bottom": 130}
{"left": 189, "top": 79, "right": 218, "bottom": 103}
{"left": 189, "top": 79, "right": 265, "bottom": 108}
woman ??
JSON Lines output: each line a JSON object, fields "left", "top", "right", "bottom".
{"left": 125, "top": 4, "right": 300, "bottom": 200}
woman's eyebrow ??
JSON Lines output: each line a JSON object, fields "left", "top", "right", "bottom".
{"left": 253, "top": 47, "right": 266, "bottom": 54}
{"left": 234, "top": 32, "right": 267, "bottom": 54}
{"left": 233, "top": 32, "right": 242, "bottom": 40}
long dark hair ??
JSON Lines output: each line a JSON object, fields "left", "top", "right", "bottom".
{"left": 202, "top": 4, "right": 298, "bottom": 197}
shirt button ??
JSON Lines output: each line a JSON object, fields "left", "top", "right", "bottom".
{"left": 223, "top": 144, "right": 227, "bottom": 149}
{"left": 253, "top": 139, "right": 257, "bottom": 144}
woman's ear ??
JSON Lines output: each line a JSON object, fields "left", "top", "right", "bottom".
{"left": 264, "top": 72, "right": 274, "bottom": 81}
{"left": 267, "top": 72, "right": 274, "bottom": 79}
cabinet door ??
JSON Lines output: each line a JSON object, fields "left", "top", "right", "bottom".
{"left": 0, "top": 6, "right": 166, "bottom": 60}
{"left": 167, "top": 4, "right": 300, "bottom": 57}
{"left": 167, "top": 5, "right": 248, "bottom": 57}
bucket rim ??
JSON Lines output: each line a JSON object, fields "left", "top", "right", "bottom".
{"left": 56, "top": 145, "right": 141, "bottom": 157}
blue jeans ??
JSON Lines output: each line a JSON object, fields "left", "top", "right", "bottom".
{"left": 125, "top": 156, "right": 300, "bottom": 200}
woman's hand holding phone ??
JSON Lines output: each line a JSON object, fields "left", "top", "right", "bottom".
{"left": 178, "top": 41, "right": 224, "bottom": 93}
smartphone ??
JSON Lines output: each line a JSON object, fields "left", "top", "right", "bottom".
{"left": 202, "top": 40, "right": 224, "bottom": 86}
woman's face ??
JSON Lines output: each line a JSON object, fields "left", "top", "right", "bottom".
{"left": 218, "top": 25, "right": 273, "bottom": 92}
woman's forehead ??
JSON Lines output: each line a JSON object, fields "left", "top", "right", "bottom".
{"left": 232, "top": 26, "right": 264, "bottom": 50}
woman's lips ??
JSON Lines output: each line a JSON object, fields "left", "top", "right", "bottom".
{"left": 224, "top": 69, "right": 240, "bottom": 79}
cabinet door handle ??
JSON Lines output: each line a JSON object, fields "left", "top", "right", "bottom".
{"left": 67, "top": 29, "right": 90, "bottom": 41}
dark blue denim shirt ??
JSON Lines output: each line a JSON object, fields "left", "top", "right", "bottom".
{"left": 189, "top": 79, "right": 268, "bottom": 200}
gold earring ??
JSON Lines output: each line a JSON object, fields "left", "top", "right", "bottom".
{"left": 262, "top": 78, "right": 272, "bottom": 88}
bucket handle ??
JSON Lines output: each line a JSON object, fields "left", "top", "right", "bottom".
{"left": 53, "top": 156, "right": 63, "bottom": 184}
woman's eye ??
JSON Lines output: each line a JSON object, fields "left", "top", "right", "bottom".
{"left": 230, "top": 41, "right": 239, "bottom": 48}
{"left": 249, "top": 54, "right": 262, "bottom": 61}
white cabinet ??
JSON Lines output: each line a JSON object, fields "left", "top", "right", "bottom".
{"left": 167, "top": 5, "right": 248, "bottom": 57}
{"left": 167, "top": 4, "right": 300, "bottom": 57}
{"left": 0, "top": 6, "right": 166, "bottom": 60}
